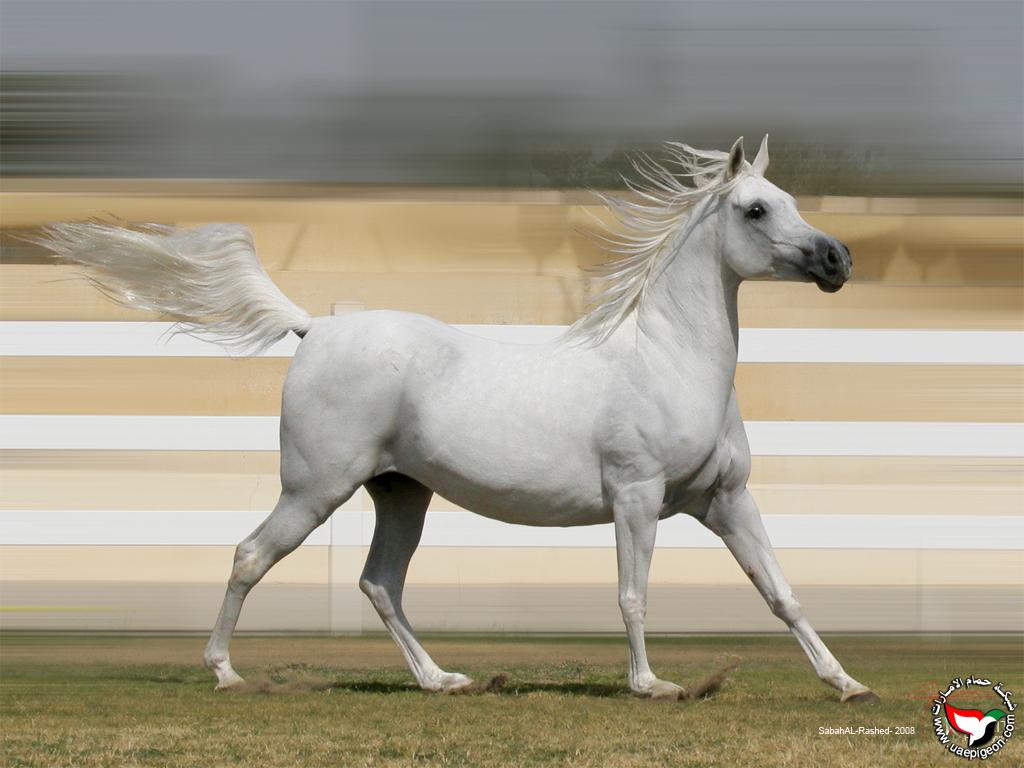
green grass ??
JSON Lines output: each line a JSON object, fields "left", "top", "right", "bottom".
{"left": 1, "top": 634, "right": 1021, "bottom": 767}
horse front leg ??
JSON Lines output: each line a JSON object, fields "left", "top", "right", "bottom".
{"left": 612, "top": 479, "right": 684, "bottom": 700}
{"left": 704, "top": 488, "right": 879, "bottom": 703}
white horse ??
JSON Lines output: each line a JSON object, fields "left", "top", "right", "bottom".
{"left": 40, "top": 136, "right": 878, "bottom": 704}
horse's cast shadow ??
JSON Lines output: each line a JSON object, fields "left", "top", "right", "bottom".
{"left": 325, "top": 678, "right": 625, "bottom": 698}
{"left": 235, "top": 664, "right": 738, "bottom": 699}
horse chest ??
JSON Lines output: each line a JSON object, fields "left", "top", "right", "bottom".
{"left": 644, "top": 386, "right": 732, "bottom": 476}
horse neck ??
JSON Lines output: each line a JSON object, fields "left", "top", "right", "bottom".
{"left": 631, "top": 214, "right": 741, "bottom": 386}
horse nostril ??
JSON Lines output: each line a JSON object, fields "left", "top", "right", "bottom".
{"left": 823, "top": 247, "right": 840, "bottom": 275}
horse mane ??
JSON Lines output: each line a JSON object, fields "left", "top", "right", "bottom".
{"left": 565, "top": 142, "right": 744, "bottom": 346}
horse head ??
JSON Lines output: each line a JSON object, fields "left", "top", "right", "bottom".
{"left": 719, "top": 136, "right": 852, "bottom": 293}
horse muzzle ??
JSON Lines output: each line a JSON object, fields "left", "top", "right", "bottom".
{"left": 805, "top": 237, "right": 852, "bottom": 293}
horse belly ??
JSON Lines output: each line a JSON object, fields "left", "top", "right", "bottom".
{"left": 396, "top": 431, "right": 609, "bottom": 526}
{"left": 435, "top": 474, "right": 610, "bottom": 527}
{"left": 394, "top": 385, "right": 609, "bottom": 525}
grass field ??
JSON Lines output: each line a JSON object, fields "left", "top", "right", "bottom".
{"left": 1, "top": 633, "right": 1021, "bottom": 767}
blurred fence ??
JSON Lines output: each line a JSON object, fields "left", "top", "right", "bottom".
{"left": 0, "top": 183, "right": 1021, "bottom": 633}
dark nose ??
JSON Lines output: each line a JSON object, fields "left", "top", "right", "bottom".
{"left": 817, "top": 237, "right": 852, "bottom": 281}
{"left": 806, "top": 236, "right": 851, "bottom": 293}
{"left": 815, "top": 237, "right": 856, "bottom": 282}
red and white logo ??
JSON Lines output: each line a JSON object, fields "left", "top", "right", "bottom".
{"left": 932, "top": 676, "right": 1015, "bottom": 761}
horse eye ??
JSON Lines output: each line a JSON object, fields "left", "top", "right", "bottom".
{"left": 746, "top": 203, "right": 766, "bottom": 220}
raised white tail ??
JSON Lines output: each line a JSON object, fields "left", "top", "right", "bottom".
{"left": 37, "top": 222, "right": 311, "bottom": 354}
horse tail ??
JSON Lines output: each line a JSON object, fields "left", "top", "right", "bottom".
{"left": 36, "top": 221, "right": 312, "bottom": 354}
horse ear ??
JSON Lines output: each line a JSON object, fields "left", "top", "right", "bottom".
{"left": 726, "top": 137, "right": 745, "bottom": 180}
{"left": 751, "top": 134, "right": 770, "bottom": 175}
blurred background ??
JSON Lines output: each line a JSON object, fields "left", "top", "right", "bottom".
{"left": 0, "top": 1, "right": 1021, "bottom": 635}
{"left": 2, "top": 0, "right": 1022, "bottom": 194}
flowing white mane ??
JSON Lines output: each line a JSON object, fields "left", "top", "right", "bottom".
{"left": 566, "top": 142, "right": 744, "bottom": 346}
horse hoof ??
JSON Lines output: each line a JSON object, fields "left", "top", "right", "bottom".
{"left": 213, "top": 672, "right": 246, "bottom": 691}
{"left": 642, "top": 681, "right": 686, "bottom": 701}
{"left": 842, "top": 689, "right": 880, "bottom": 705}
{"left": 439, "top": 673, "right": 474, "bottom": 693}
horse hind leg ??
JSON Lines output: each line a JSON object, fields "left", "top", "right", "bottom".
{"left": 360, "top": 473, "right": 472, "bottom": 692}
{"left": 203, "top": 486, "right": 351, "bottom": 689}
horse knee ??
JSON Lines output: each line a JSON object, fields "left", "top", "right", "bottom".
{"left": 770, "top": 592, "right": 803, "bottom": 625}
{"left": 618, "top": 592, "right": 646, "bottom": 624}
{"left": 230, "top": 540, "right": 264, "bottom": 590}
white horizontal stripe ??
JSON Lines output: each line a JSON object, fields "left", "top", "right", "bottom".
{"left": 0, "top": 510, "right": 330, "bottom": 547}
{"left": 1, "top": 416, "right": 1020, "bottom": 456}
{"left": 736, "top": 329, "right": 1024, "bottom": 365}
{"left": 0, "top": 415, "right": 280, "bottom": 451}
{"left": 2, "top": 322, "right": 1022, "bottom": 364}
{"left": 743, "top": 422, "right": 1024, "bottom": 457}
{"left": 0, "top": 322, "right": 301, "bottom": 357}
{"left": 1, "top": 510, "right": 1020, "bottom": 550}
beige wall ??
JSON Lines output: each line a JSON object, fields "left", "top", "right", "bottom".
{"left": 1, "top": 184, "right": 1021, "bottom": 633}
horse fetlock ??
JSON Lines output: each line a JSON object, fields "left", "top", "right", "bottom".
{"left": 202, "top": 648, "right": 227, "bottom": 671}
{"left": 817, "top": 662, "right": 849, "bottom": 688}
{"left": 204, "top": 653, "right": 245, "bottom": 690}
